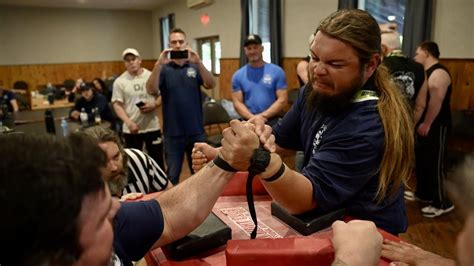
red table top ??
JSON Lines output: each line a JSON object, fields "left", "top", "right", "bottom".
{"left": 145, "top": 195, "right": 398, "bottom": 266}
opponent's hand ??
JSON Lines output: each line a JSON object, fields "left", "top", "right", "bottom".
{"left": 248, "top": 115, "right": 276, "bottom": 152}
{"left": 120, "top": 192, "right": 144, "bottom": 202}
{"left": 192, "top": 142, "right": 219, "bottom": 171}
{"left": 220, "top": 120, "right": 260, "bottom": 171}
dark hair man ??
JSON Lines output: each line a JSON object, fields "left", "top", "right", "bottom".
{"left": 194, "top": 9, "right": 414, "bottom": 235}
{"left": 411, "top": 40, "right": 454, "bottom": 217}
{"left": 146, "top": 28, "right": 216, "bottom": 185}
{"left": 0, "top": 132, "right": 237, "bottom": 265}
{"left": 70, "top": 82, "right": 114, "bottom": 123}
{"left": 83, "top": 126, "right": 172, "bottom": 199}
{"left": 0, "top": 133, "right": 387, "bottom": 265}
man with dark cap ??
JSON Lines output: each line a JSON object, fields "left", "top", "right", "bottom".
{"left": 70, "top": 82, "right": 114, "bottom": 124}
{"left": 231, "top": 34, "right": 288, "bottom": 126}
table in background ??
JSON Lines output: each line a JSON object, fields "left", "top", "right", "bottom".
{"left": 30, "top": 95, "right": 74, "bottom": 110}
{"left": 14, "top": 108, "right": 71, "bottom": 124}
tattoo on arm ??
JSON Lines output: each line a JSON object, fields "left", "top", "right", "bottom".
{"left": 207, "top": 161, "right": 215, "bottom": 168}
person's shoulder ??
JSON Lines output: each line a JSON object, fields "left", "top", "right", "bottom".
{"left": 125, "top": 148, "right": 146, "bottom": 158}
{"left": 114, "top": 71, "right": 129, "bottom": 82}
{"left": 233, "top": 65, "right": 247, "bottom": 77}
{"left": 95, "top": 92, "right": 107, "bottom": 100}
{"left": 267, "top": 63, "right": 285, "bottom": 72}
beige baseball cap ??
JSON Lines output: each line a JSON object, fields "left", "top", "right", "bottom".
{"left": 122, "top": 48, "right": 140, "bottom": 59}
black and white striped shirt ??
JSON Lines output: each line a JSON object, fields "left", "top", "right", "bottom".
{"left": 122, "top": 148, "right": 169, "bottom": 195}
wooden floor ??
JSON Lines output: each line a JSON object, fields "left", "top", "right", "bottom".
{"left": 178, "top": 152, "right": 461, "bottom": 260}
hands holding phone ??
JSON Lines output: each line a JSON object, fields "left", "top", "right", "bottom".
{"left": 156, "top": 47, "right": 201, "bottom": 66}
{"left": 136, "top": 101, "right": 156, "bottom": 113}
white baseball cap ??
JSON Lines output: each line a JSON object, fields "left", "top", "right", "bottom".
{"left": 122, "top": 48, "right": 140, "bottom": 59}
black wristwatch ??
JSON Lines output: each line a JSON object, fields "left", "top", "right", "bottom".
{"left": 248, "top": 147, "right": 271, "bottom": 174}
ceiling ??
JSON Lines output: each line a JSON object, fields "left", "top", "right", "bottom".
{"left": 0, "top": 0, "right": 171, "bottom": 10}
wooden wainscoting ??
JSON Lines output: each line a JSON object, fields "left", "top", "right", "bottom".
{"left": 440, "top": 58, "right": 474, "bottom": 111}
{"left": 1, "top": 58, "right": 471, "bottom": 112}
{"left": 0, "top": 60, "right": 156, "bottom": 91}
{"left": 218, "top": 58, "right": 240, "bottom": 100}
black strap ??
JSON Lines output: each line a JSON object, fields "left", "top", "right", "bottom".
{"left": 246, "top": 171, "right": 259, "bottom": 239}
{"left": 262, "top": 163, "right": 285, "bottom": 182}
{"left": 246, "top": 147, "right": 270, "bottom": 239}
{"left": 213, "top": 155, "right": 237, "bottom": 172}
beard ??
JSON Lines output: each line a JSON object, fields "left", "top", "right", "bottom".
{"left": 306, "top": 71, "right": 365, "bottom": 115}
{"left": 107, "top": 164, "right": 128, "bottom": 197}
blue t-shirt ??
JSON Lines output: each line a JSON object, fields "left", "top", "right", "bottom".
{"left": 114, "top": 199, "right": 164, "bottom": 265}
{"left": 231, "top": 63, "right": 287, "bottom": 114}
{"left": 159, "top": 62, "right": 204, "bottom": 137}
{"left": 273, "top": 86, "right": 407, "bottom": 235}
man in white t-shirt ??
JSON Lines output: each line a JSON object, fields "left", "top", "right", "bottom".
{"left": 112, "top": 48, "right": 164, "bottom": 169}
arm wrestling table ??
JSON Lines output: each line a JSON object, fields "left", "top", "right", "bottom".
{"left": 137, "top": 172, "right": 400, "bottom": 266}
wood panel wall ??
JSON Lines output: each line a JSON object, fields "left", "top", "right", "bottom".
{"left": 219, "top": 58, "right": 474, "bottom": 111}
{"left": 1, "top": 58, "right": 472, "bottom": 111}
{"left": 441, "top": 59, "right": 474, "bottom": 111}
{"left": 0, "top": 60, "right": 155, "bottom": 91}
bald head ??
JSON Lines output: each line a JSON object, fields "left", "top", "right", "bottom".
{"left": 381, "top": 31, "right": 401, "bottom": 55}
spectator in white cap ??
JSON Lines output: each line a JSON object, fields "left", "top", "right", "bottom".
{"left": 111, "top": 48, "right": 165, "bottom": 170}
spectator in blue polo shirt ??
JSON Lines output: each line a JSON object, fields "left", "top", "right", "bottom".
{"left": 231, "top": 34, "right": 288, "bottom": 126}
{"left": 146, "top": 28, "right": 216, "bottom": 185}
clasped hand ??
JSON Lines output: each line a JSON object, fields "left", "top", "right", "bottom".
{"left": 191, "top": 118, "right": 276, "bottom": 171}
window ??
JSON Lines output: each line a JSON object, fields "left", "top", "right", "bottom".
{"left": 197, "top": 36, "right": 221, "bottom": 75}
{"left": 248, "top": 0, "right": 271, "bottom": 63}
{"left": 359, "top": 0, "right": 406, "bottom": 43}
{"left": 160, "top": 14, "right": 175, "bottom": 50}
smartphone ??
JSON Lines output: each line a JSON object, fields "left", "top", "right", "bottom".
{"left": 136, "top": 101, "right": 145, "bottom": 108}
{"left": 169, "top": 50, "right": 188, "bottom": 60}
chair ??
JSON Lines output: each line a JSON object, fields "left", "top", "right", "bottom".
{"left": 63, "top": 79, "right": 76, "bottom": 90}
{"left": 13, "top": 81, "right": 30, "bottom": 110}
{"left": 202, "top": 100, "right": 231, "bottom": 147}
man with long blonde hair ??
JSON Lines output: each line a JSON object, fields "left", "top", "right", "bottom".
{"left": 193, "top": 9, "right": 414, "bottom": 235}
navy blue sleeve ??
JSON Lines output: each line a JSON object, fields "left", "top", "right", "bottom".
{"left": 97, "top": 94, "right": 114, "bottom": 122}
{"left": 273, "top": 86, "right": 305, "bottom": 151}
{"left": 113, "top": 199, "right": 164, "bottom": 262}
{"left": 6, "top": 91, "right": 15, "bottom": 101}
{"left": 302, "top": 109, "right": 384, "bottom": 212}
{"left": 193, "top": 64, "right": 204, "bottom": 86}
